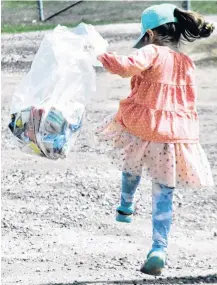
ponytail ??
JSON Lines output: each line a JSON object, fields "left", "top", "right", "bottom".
{"left": 174, "top": 8, "right": 215, "bottom": 41}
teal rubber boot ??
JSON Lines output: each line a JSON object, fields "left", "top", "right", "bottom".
{"left": 116, "top": 205, "right": 134, "bottom": 223}
{"left": 140, "top": 248, "right": 166, "bottom": 276}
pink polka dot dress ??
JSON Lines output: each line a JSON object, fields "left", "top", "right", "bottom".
{"left": 96, "top": 44, "right": 214, "bottom": 189}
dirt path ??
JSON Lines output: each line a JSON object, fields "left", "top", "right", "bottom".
{"left": 2, "top": 18, "right": 217, "bottom": 72}
{"left": 1, "top": 34, "right": 217, "bottom": 285}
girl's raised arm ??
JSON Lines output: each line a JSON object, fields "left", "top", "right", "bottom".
{"left": 97, "top": 44, "right": 158, "bottom": 78}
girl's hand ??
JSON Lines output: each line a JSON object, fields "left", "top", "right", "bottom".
{"left": 97, "top": 54, "right": 113, "bottom": 73}
{"left": 97, "top": 55, "right": 103, "bottom": 62}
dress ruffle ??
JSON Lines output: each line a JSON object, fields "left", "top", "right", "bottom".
{"left": 95, "top": 115, "right": 214, "bottom": 189}
{"left": 116, "top": 97, "right": 199, "bottom": 143}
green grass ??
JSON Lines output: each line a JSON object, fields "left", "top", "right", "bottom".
{"left": 3, "top": 0, "right": 36, "bottom": 8}
{"left": 2, "top": 23, "right": 57, "bottom": 33}
{"left": 2, "top": 0, "right": 217, "bottom": 33}
{"left": 191, "top": 1, "right": 217, "bottom": 14}
{"left": 3, "top": 0, "right": 217, "bottom": 13}
{"left": 1, "top": 19, "right": 137, "bottom": 33}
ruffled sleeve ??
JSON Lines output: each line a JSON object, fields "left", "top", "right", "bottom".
{"left": 97, "top": 44, "right": 158, "bottom": 78}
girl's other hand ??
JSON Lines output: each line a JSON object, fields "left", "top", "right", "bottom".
{"left": 97, "top": 54, "right": 103, "bottom": 62}
{"left": 97, "top": 52, "right": 113, "bottom": 62}
{"left": 97, "top": 54, "right": 109, "bottom": 69}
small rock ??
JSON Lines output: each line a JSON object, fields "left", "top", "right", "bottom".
{"left": 36, "top": 267, "right": 40, "bottom": 272}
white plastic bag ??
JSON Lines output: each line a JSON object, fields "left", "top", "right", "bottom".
{"left": 72, "top": 23, "right": 108, "bottom": 66}
{"left": 9, "top": 24, "right": 108, "bottom": 159}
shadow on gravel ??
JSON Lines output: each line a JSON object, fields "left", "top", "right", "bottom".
{"left": 45, "top": 273, "right": 217, "bottom": 285}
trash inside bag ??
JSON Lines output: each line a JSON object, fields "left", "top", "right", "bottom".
{"left": 8, "top": 23, "right": 108, "bottom": 159}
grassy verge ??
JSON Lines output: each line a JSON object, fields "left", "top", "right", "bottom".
{"left": 191, "top": 1, "right": 217, "bottom": 14}
{"left": 2, "top": 23, "right": 56, "bottom": 33}
{"left": 3, "top": 0, "right": 36, "bottom": 8}
{"left": 2, "top": 0, "right": 217, "bottom": 34}
{"left": 1, "top": 19, "right": 138, "bottom": 33}
{"left": 3, "top": 0, "right": 217, "bottom": 12}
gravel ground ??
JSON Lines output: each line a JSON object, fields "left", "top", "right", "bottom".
{"left": 2, "top": 18, "right": 217, "bottom": 72}
{"left": 1, "top": 27, "right": 217, "bottom": 285}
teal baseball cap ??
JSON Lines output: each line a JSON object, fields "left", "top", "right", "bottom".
{"left": 134, "top": 3, "right": 178, "bottom": 49}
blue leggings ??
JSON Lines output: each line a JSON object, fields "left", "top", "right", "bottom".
{"left": 121, "top": 172, "right": 174, "bottom": 250}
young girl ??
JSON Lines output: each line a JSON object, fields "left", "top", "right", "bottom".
{"left": 96, "top": 3, "right": 214, "bottom": 276}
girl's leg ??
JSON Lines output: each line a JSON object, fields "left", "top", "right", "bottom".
{"left": 141, "top": 182, "right": 174, "bottom": 275}
{"left": 116, "top": 172, "right": 141, "bottom": 223}
{"left": 152, "top": 183, "right": 174, "bottom": 250}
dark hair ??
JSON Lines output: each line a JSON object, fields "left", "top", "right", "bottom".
{"left": 144, "top": 8, "right": 215, "bottom": 45}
